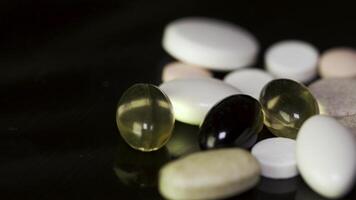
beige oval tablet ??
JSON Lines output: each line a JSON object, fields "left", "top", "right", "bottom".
{"left": 159, "top": 148, "right": 260, "bottom": 200}
{"left": 319, "top": 48, "right": 356, "bottom": 78}
{"left": 338, "top": 114, "right": 356, "bottom": 136}
{"left": 309, "top": 78, "right": 356, "bottom": 117}
{"left": 161, "top": 62, "right": 212, "bottom": 82}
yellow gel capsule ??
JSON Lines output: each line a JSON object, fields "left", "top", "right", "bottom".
{"left": 116, "top": 84, "right": 175, "bottom": 152}
{"left": 259, "top": 79, "right": 319, "bottom": 139}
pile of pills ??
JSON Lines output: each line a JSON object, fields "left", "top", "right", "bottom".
{"left": 115, "top": 17, "right": 356, "bottom": 199}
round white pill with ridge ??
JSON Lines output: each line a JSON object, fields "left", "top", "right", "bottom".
{"left": 252, "top": 137, "right": 298, "bottom": 179}
{"left": 265, "top": 40, "right": 319, "bottom": 83}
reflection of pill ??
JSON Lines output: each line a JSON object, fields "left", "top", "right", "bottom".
{"left": 265, "top": 40, "right": 319, "bottom": 83}
{"left": 252, "top": 137, "right": 298, "bottom": 179}
{"left": 319, "top": 48, "right": 356, "bottom": 78}
{"left": 162, "top": 17, "right": 259, "bottom": 71}
{"left": 161, "top": 62, "right": 212, "bottom": 82}
{"left": 258, "top": 176, "right": 300, "bottom": 195}
{"left": 309, "top": 78, "right": 356, "bottom": 117}
{"left": 224, "top": 68, "right": 274, "bottom": 99}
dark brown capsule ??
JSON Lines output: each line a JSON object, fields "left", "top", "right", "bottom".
{"left": 199, "top": 94, "right": 264, "bottom": 150}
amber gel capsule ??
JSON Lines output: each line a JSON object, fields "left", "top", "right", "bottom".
{"left": 259, "top": 79, "right": 319, "bottom": 139}
{"left": 116, "top": 84, "right": 175, "bottom": 152}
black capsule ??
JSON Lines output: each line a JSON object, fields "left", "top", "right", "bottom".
{"left": 199, "top": 94, "right": 264, "bottom": 150}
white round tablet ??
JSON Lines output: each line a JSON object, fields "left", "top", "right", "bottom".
{"left": 252, "top": 137, "right": 298, "bottom": 179}
{"left": 265, "top": 40, "right": 319, "bottom": 83}
{"left": 224, "top": 68, "right": 275, "bottom": 99}
{"left": 162, "top": 17, "right": 259, "bottom": 71}
{"left": 161, "top": 62, "right": 212, "bottom": 82}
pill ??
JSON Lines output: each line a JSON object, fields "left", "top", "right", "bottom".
{"left": 265, "top": 40, "right": 319, "bottom": 83}
{"left": 297, "top": 115, "right": 356, "bottom": 199}
{"left": 309, "top": 78, "right": 356, "bottom": 117}
{"left": 252, "top": 137, "right": 298, "bottom": 179}
{"left": 159, "top": 148, "right": 260, "bottom": 200}
{"left": 162, "top": 17, "right": 259, "bottom": 71}
{"left": 199, "top": 94, "right": 263, "bottom": 150}
{"left": 159, "top": 78, "right": 240, "bottom": 125}
{"left": 224, "top": 68, "right": 275, "bottom": 99}
{"left": 116, "top": 84, "right": 175, "bottom": 152}
{"left": 319, "top": 47, "right": 356, "bottom": 78}
{"left": 161, "top": 62, "right": 212, "bottom": 82}
{"left": 260, "top": 79, "right": 319, "bottom": 139}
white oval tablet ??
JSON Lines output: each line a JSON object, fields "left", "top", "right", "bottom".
{"left": 224, "top": 68, "right": 274, "bottom": 99}
{"left": 159, "top": 78, "right": 240, "bottom": 125}
{"left": 162, "top": 17, "right": 259, "bottom": 71}
{"left": 161, "top": 62, "right": 212, "bottom": 82}
{"left": 309, "top": 78, "right": 356, "bottom": 117}
{"left": 319, "top": 47, "right": 356, "bottom": 78}
{"left": 265, "top": 40, "right": 319, "bottom": 83}
{"left": 251, "top": 137, "right": 298, "bottom": 179}
{"left": 297, "top": 115, "right": 356, "bottom": 199}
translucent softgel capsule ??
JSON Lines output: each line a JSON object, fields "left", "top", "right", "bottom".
{"left": 259, "top": 79, "right": 319, "bottom": 139}
{"left": 116, "top": 84, "right": 175, "bottom": 152}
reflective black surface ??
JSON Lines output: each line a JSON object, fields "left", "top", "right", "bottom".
{"left": 1, "top": 1, "right": 356, "bottom": 199}
{"left": 199, "top": 95, "right": 263, "bottom": 150}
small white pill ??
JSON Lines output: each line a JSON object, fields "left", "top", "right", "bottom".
{"left": 252, "top": 137, "right": 298, "bottom": 179}
{"left": 224, "top": 68, "right": 275, "bottom": 99}
{"left": 265, "top": 40, "right": 319, "bottom": 83}
{"left": 162, "top": 17, "right": 259, "bottom": 71}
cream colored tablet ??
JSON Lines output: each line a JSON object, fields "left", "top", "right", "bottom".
{"left": 159, "top": 78, "right": 240, "bottom": 125}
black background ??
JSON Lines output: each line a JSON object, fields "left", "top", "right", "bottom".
{"left": 0, "top": 1, "right": 355, "bottom": 199}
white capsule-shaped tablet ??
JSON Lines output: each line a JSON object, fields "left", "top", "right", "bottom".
{"left": 224, "top": 68, "right": 275, "bottom": 99}
{"left": 161, "top": 62, "right": 212, "bottom": 82}
{"left": 297, "top": 115, "right": 356, "bottom": 199}
{"left": 162, "top": 17, "right": 259, "bottom": 71}
{"left": 252, "top": 137, "right": 298, "bottom": 179}
{"left": 265, "top": 40, "right": 319, "bottom": 83}
{"left": 159, "top": 78, "right": 240, "bottom": 125}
